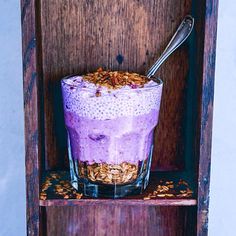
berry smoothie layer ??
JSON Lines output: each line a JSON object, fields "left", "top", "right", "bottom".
{"left": 61, "top": 69, "right": 162, "bottom": 169}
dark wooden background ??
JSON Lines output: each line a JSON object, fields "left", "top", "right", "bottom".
{"left": 40, "top": 0, "right": 191, "bottom": 171}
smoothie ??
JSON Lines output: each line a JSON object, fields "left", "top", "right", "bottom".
{"left": 61, "top": 69, "right": 162, "bottom": 196}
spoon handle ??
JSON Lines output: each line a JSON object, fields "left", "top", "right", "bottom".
{"left": 146, "top": 15, "right": 194, "bottom": 79}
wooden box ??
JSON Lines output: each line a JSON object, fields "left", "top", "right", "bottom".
{"left": 21, "top": 0, "right": 218, "bottom": 235}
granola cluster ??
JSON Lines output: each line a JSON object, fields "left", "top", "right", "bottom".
{"left": 143, "top": 179, "right": 193, "bottom": 200}
{"left": 83, "top": 68, "right": 149, "bottom": 90}
{"left": 79, "top": 161, "right": 139, "bottom": 185}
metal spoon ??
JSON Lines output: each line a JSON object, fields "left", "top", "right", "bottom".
{"left": 146, "top": 15, "right": 194, "bottom": 79}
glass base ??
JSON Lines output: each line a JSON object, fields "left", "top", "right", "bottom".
{"left": 72, "top": 170, "right": 151, "bottom": 198}
{"left": 69, "top": 158, "right": 152, "bottom": 198}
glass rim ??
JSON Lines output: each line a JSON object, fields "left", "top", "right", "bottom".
{"left": 61, "top": 74, "right": 163, "bottom": 92}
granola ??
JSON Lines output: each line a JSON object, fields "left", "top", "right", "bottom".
{"left": 143, "top": 179, "right": 193, "bottom": 200}
{"left": 83, "top": 68, "right": 149, "bottom": 89}
{"left": 78, "top": 161, "right": 139, "bottom": 185}
{"left": 40, "top": 172, "right": 83, "bottom": 200}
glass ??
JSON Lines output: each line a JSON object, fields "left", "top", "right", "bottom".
{"left": 61, "top": 75, "right": 163, "bottom": 198}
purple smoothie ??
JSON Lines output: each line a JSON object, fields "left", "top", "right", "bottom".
{"left": 65, "top": 110, "right": 158, "bottom": 165}
{"left": 61, "top": 75, "right": 162, "bottom": 166}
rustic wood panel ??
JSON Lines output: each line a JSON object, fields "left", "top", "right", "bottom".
{"left": 21, "top": 0, "right": 219, "bottom": 235}
{"left": 40, "top": 0, "right": 192, "bottom": 171}
{"left": 41, "top": 198, "right": 196, "bottom": 207}
{"left": 46, "top": 206, "right": 196, "bottom": 236}
{"left": 21, "top": 0, "right": 43, "bottom": 235}
{"left": 195, "top": 0, "right": 219, "bottom": 235}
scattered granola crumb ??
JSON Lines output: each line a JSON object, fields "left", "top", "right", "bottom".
{"left": 143, "top": 179, "right": 193, "bottom": 200}
{"left": 40, "top": 172, "right": 83, "bottom": 200}
{"left": 143, "top": 196, "right": 151, "bottom": 200}
{"left": 76, "top": 193, "right": 83, "bottom": 199}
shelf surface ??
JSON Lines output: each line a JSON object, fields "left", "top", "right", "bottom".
{"left": 40, "top": 171, "right": 196, "bottom": 206}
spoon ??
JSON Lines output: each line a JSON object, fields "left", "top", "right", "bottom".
{"left": 146, "top": 15, "right": 194, "bottom": 79}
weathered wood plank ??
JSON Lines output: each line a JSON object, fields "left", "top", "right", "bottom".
{"left": 46, "top": 206, "right": 196, "bottom": 236}
{"left": 21, "top": 0, "right": 43, "bottom": 235}
{"left": 40, "top": 198, "right": 196, "bottom": 207}
{"left": 195, "top": 0, "right": 219, "bottom": 235}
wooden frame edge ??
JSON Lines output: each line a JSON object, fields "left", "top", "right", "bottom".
{"left": 21, "top": 0, "right": 43, "bottom": 235}
{"left": 197, "top": 0, "right": 219, "bottom": 235}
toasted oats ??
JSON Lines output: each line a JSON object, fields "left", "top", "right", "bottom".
{"left": 143, "top": 197, "right": 151, "bottom": 200}
{"left": 76, "top": 193, "right": 83, "bottom": 199}
{"left": 110, "top": 169, "right": 120, "bottom": 175}
{"left": 168, "top": 184, "right": 174, "bottom": 188}
{"left": 142, "top": 179, "right": 193, "bottom": 200}
{"left": 162, "top": 186, "right": 169, "bottom": 191}
{"left": 83, "top": 68, "right": 149, "bottom": 89}
{"left": 78, "top": 161, "right": 140, "bottom": 185}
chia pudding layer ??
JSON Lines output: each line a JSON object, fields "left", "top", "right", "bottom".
{"left": 61, "top": 69, "right": 163, "bottom": 184}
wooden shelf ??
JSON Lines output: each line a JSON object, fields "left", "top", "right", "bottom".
{"left": 21, "top": 0, "right": 218, "bottom": 234}
{"left": 40, "top": 171, "right": 196, "bottom": 206}
{"left": 40, "top": 198, "right": 196, "bottom": 207}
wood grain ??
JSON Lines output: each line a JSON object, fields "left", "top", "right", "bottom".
{"left": 40, "top": 198, "right": 196, "bottom": 207}
{"left": 39, "top": 0, "right": 191, "bottom": 171}
{"left": 21, "top": 0, "right": 43, "bottom": 235}
{"left": 195, "top": 0, "right": 219, "bottom": 235}
{"left": 21, "top": 0, "right": 219, "bottom": 235}
{"left": 46, "top": 206, "right": 196, "bottom": 236}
